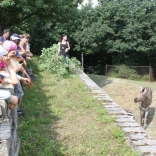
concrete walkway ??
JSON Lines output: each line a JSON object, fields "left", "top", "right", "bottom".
{"left": 77, "top": 69, "right": 156, "bottom": 156}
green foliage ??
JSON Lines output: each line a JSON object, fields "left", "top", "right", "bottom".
{"left": 26, "top": 58, "right": 40, "bottom": 75}
{"left": 128, "top": 74, "right": 142, "bottom": 81}
{"left": 108, "top": 65, "right": 150, "bottom": 81}
{"left": 129, "top": 74, "right": 150, "bottom": 81}
{"left": 39, "top": 44, "right": 81, "bottom": 79}
{"left": 3, "top": 0, "right": 156, "bottom": 73}
{"left": 108, "top": 65, "right": 137, "bottom": 79}
{"left": 112, "top": 127, "right": 124, "bottom": 139}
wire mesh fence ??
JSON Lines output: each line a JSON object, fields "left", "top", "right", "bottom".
{"left": 105, "top": 65, "right": 154, "bottom": 82}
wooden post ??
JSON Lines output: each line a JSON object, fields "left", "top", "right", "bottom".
{"left": 149, "top": 63, "right": 153, "bottom": 82}
{"left": 105, "top": 64, "right": 107, "bottom": 76}
{"left": 81, "top": 52, "right": 84, "bottom": 71}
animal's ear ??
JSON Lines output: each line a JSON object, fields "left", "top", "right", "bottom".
{"left": 143, "top": 88, "right": 147, "bottom": 94}
{"left": 140, "top": 86, "right": 142, "bottom": 91}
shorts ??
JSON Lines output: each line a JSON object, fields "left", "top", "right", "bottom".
{"left": 14, "top": 81, "right": 24, "bottom": 99}
{"left": 0, "top": 90, "right": 13, "bottom": 103}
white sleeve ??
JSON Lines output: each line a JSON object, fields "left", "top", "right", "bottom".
{"left": 17, "top": 74, "right": 22, "bottom": 80}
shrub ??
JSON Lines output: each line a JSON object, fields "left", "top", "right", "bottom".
{"left": 39, "top": 44, "right": 81, "bottom": 79}
{"left": 108, "top": 65, "right": 150, "bottom": 82}
{"left": 108, "top": 65, "right": 137, "bottom": 79}
{"left": 140, "top": 75, "right": 150, "bottom": 81}
{"left": 128, "top": 74, "right": 141, "bottom": 80}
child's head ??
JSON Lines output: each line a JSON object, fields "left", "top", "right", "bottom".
{"left": 0, "top": 45, "right": 8, "bottom": 57}
{"left": 2, "top": 40, "right": 17, "bottom": 57}
{"left": 0, "top": 40, "right": 17, "bottom": 59}
{"left": 3, "top": 40, "right": 17, "bottom": 52}
{"left": 21, "top": 33, "right": 30, "bottom": 43}
{"left": 10, "top": 33, "right": 22, "bottom": 45}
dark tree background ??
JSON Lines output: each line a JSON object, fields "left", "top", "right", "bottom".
{"left": 1, "top": 0, "right": 156, "bottom": 74}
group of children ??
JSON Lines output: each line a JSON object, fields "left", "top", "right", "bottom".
{"left": 0, "top": 29, "right": 33, "bottom": 116}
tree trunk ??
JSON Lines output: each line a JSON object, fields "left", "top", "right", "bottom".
{"left": 0, "top": 26, "right": 2, "bottom": 35}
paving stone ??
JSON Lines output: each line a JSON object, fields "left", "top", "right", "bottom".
{"left": 132, "top": 139, "right": 156, "bottom": 146}
{"left": 137, "top": 146, "right": 156, "bottom": 153}
{"left": 91, "top": 90, "right": 105, "bottom": 92}
{"left": 123, "top": 127, "right": 146, "bottom": 133}
{"left": 102, "top": 102, "right": 119, "bottom": 107}
{"left": 130, "top": 133, "right": 148, "bottom": 140}
{"left": 93, "top": 92, "right": 107, "bottom": 95}
{"left": 95, "top": 96, "right": 112, "bottom": 100}
{"left": 117, "top": 122, "right": 140, "bottom": 127}
{"left": 107, "top": 110, "right": 127, "bottom": 115}
{"left": 103, "top": 105, "right": 121, "bottom": 109}
{"left": 93, "top": 95, "right": 108, "bottom": 98}
{"left": 104, "top": 107, "right": 124, "bottom": 111}
{"left": 116, "top": 116, "right": 136, "bottom": 122}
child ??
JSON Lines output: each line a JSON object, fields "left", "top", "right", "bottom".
{"left": 0, "top": 41, "right": 19, "bottom": 109}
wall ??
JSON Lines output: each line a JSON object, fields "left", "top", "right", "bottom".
{"left": 0, "top": 84, "right": 19, "bottom": 156}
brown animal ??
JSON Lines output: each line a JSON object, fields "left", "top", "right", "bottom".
{"left": 134, "top": 87, "right": 152, "bottom": 128}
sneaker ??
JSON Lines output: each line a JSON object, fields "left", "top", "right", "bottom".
{"left": 17, "top": 110, "right": 25, "bottom": 116}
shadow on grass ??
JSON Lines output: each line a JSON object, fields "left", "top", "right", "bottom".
{"left": 87, "top": 74, "right": 113, "bottom": 88}
{"left": 18, "top": 58, "right": 66, "bottom": 156}
{"left": 146, "top": 107, "right": 155, "bottom": 129}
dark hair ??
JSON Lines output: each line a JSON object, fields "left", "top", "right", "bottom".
{"left": 60, "top": 34, "right": 67, "bottom": 41}
{"left": 3, "top": 29, "right": 10, "bottom": 34}
{"left": 21, "top": 33, "right": 30, "bottom": 39}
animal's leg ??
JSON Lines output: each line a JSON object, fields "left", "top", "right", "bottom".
{"left": 143, "top": 111, "right": 148, "bottom": 128}
{"left": 140, "top": 111, "right": 143, "bottom": 126}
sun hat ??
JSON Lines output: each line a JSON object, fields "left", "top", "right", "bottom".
{"left": 0, "top": 46, "right": 8, "bottom": 56}
{"left": 2, "top": 40, "right": 17, "bottom": 51}
{"left": 10, "top": 33, "right": 22, "bottom": 40}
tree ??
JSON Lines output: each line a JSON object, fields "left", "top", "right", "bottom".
{"left": 0, "top": 0, "right": 82, "bottom": 32}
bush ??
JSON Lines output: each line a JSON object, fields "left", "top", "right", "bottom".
{"left": 108, "top": 65, "right": 150, "bottom": 82}
{"left": 140, "top": 75, "right": 150, "bottom": 81}
{"left": 128, "top": 74, "right": 141, "bottom": 80}
{"left": 108, "top": 65, "right": 137, "bottom": 79}
{"left": 39, "top": 44, "right": 81, "bottom": 79}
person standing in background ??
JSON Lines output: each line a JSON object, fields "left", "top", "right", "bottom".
{"left": 58, "top": 34, "right": 70, "bottom": 57}
{"left": 0, "top": 29, "right": 10, "bottom": 45}
{"left": 58, "top": 34, "right": 70, "bottom": 72}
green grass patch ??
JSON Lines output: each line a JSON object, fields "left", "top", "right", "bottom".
{"left": 18, "top": 56, "right": 140, "bottom": 156}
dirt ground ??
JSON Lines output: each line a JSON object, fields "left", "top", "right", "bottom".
{"left": 88, "top": 75, "right": 156, "bottom": 140}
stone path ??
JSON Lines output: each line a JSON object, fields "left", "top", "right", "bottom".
{"left": 77, "top": 69, "right": 156, "bottom": 156}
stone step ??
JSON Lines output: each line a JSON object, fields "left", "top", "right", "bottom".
{"left": 137, "top": 146, "right": 156, "bottom": 153}
{"left": 117, "top": 122, "right": 140, "bottom": 127}
{"left": 107, "top": 110, "right": 127, "bottom": 115}
{"left": 122, "top": 127, "right": 146, "bottom": 133}
{"left": 132, "top": 139, "right": 156, "bottom": 146}
{"left": 116, "top": 116, "right": 136, "bottom": 122}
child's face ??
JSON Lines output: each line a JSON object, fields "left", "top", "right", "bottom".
{"left": 22, "top": 37, "right": 28, "bottom": 43}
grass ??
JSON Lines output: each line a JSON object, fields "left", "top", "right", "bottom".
{"left": 18, "top": 56, "right": 140, "bottom": 156}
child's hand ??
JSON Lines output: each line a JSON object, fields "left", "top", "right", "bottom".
{"left": 1, "top": 57, "right": 18, "bottom": 71}
{"left": 22, "top": 78, "right": 30, "bottom": 84}
{"left": 8, "top": 51, "right": 16, "bottom": 57}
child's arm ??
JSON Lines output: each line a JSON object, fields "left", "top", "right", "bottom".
{"left": 2, "top": 57, "right": 18, "bottom": 84}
